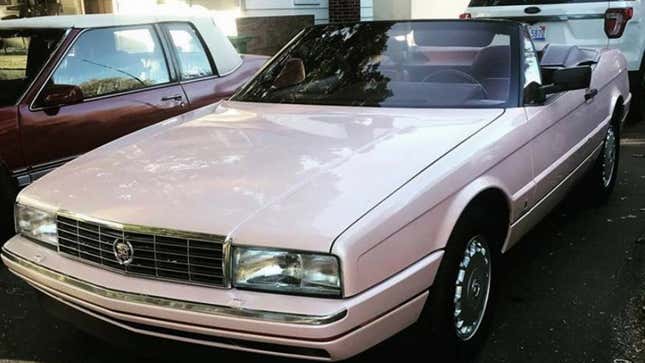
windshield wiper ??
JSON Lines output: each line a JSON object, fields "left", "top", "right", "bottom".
{"left": 81, "top": 58, "right": 146, "bottom": 87}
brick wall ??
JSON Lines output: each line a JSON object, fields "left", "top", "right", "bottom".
{"left": 84, "top": 0, "right": 113, "bottom": 14}
{"left": 329, "top": 0, "right": 360, "bottom": 23}
{"left": 236, "top": 15, "right": 314, "bottom": 56}
{"left": 61, "top": 0, "right": 84, "bottom": 14}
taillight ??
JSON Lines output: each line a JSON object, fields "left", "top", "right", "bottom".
{"left": 605, "top": 8, "right": 633, "bottom": 38}
{"left": 459, "top": 12, "right": 472, "bottom": 20}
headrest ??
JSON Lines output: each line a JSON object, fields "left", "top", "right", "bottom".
{"left": 472, "top": 46, "right": 511, "bottom": 79}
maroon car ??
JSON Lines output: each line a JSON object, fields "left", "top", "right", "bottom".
{"left": 0, "top": 14, "right": 267, "bottom": 237}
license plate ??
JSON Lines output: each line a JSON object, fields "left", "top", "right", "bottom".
{"left": 528, "top": 25, "right": 546, "bottom": 41}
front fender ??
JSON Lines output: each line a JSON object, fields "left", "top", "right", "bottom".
{"left": 332, "top": 174, "right": 513, "bottom": 298}
{"left": 332, "top": 109, "right": 529, "bottom": 297}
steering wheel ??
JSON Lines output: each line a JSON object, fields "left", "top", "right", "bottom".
{"left": 423, "top": 69, "right": 489, "bottom": 99}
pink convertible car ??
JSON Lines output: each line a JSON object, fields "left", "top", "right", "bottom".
{"left": 2, "top": 20, "right": 631, "bottom": 361}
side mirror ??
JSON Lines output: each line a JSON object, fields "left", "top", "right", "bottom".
{"left": 551, "top": 66, "right": 592, "bottom": 91}
{"left": 542, "top": 66, "right": 592, "bottom": 95}
{"left": 527, "top": 66, "right": 592, "bottom": 104}
{"left": 38, "top": 85, "right": 84, "bottom": 108}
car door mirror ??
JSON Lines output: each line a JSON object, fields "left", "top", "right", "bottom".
{"left": 541, "top": 66, "right": 592, "bottom": 96}
{"left": 38, "top": 85, "right": 84, "bottom": 108}
{"left": 527, "top": 66, "right": 592, "bottom": 104}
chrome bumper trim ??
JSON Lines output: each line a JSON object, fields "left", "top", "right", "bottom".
{"left": 1, "top": 248, "right": 347, "bottom": 326}
{"left": 480, "top": 14, "right": 605, "bottom": 24}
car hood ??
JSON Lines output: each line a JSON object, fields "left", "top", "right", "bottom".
{"left": 21, "top": 101, "right": 504, "bottom": 252}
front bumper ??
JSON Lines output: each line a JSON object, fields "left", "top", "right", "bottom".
{"left": 2, "top": 236, "right": 443, "bottom": 361}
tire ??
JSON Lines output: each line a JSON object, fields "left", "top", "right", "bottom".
{"left": 0, "top": 165, "right": 17, "bottom": 242}
{"left": 414, "top": 209, "right": 500, "bottom": 362}
{"left": 584, "top": 120, "right": 620, "bottom": 204}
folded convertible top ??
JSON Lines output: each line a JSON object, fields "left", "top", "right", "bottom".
{"left": 540, "top": 44, "right": 600, "bottom": 68}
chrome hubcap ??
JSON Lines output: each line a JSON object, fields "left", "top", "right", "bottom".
{"left": 602, "top": 126, "right": 617, "bottom": 188}
{"left": 454, "top": 236, "right": 491, "bottom": 341}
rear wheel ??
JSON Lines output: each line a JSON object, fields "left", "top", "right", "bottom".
{"left": 0, "top": 166, "right": 17, "bottom": 241}
{"left": 414, "top": 210, "right": 499, "bottom": 362}
{"left": 584, "top": 120, "right": 620, "bottom": 204}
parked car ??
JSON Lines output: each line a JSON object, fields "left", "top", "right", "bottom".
{"left": 0, "top": 14, "right": 267, "bottom": 239}
{"left": 2, "top": 20, "right": 631, "bottom": 361}
{"left": 462, "top": 0, "right": 644, "bottom": 120}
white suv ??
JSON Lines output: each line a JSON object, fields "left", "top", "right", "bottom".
{"left": 463, "top": 0, "right": 644, "bottom": 118}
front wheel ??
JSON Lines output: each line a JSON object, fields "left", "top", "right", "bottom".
{"left": 414, "top": 212, "right": 498, "bottom": 361}
{"left": 453, "top": 236, "right": 492, "bottom": 342}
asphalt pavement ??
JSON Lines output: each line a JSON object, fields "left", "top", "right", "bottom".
{"left": 1, "top": 121, "right": 644, "bottom": 363}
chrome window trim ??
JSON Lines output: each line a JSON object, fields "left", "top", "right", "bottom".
{"left": 217, "top": 58, "right": 243, "bottom": 77}
{"left": 180, "top": 74, "right": 220, "bottom": 85}
{"left": 56, "top": 210, "right": 232, "bottom": 288}
{"left": 31, "top": 82, "right": 182, "bottom": 112}
{"left": 1, "top": 248, "right": 348, "bottom": 326}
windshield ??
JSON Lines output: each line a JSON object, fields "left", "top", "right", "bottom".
{"left": 233, "top": 21, "right": 518, "bottom": 109}
{"left": 0, "top": 29, "right": 65, "bottom": 107}
{"left": 469, "top": 0, "right": 605, "bottom": 6}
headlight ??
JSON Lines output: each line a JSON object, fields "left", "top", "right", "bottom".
{"left": 233, "top": 247, "right": 342, "bottom": 298}
{"left": 15, "top": 203, "right": 58, "bottom": 247}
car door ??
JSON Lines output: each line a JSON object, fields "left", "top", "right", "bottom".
{"left": 522, "top": 30, "right": 602, "bottom": 206}
{"left": 18, "top": 24, "right": 188, "bottom": 180}
{"left": 1, "top": 28, "right": 69, "bottom": 176}
{"left": 161, "top": 22, "right": 230, "bottom": 109}
{"left": 0, "top": 33, "right": 29, "bottom": 173}
{"left": 0, "top": 106, "right": 21, "bottom": 172}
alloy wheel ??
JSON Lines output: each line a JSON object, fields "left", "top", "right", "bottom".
{"left": 453, "top": 235, "right": 492, "bottom": 341}
{"left": 601, "top": 125, "right": 617, "bottom": 188}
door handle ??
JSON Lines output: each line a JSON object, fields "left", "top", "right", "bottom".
{"left": 162, "top": 95, "right": 183, "bottom": 102}
{"left": 585, "top": 89, "right": 598, "bottom": 101}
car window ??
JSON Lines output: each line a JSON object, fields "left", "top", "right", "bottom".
{"left": 233, "top": 21, "right": 518, "bottom": 109}
{"left": 0, "top": 29, "right": 65, "bottom": 107}
{"left": 470, "top": 0, "right": 605, "bottom": 6}
{"left": 45, "top": 26, "right": 170, "bottom": 100}
{"left": 165, "top": 23, "right": 214, "bottom": 80}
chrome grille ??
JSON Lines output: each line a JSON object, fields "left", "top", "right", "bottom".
{"left": 56, "top": 215, "right": 227, "bottom": 287}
